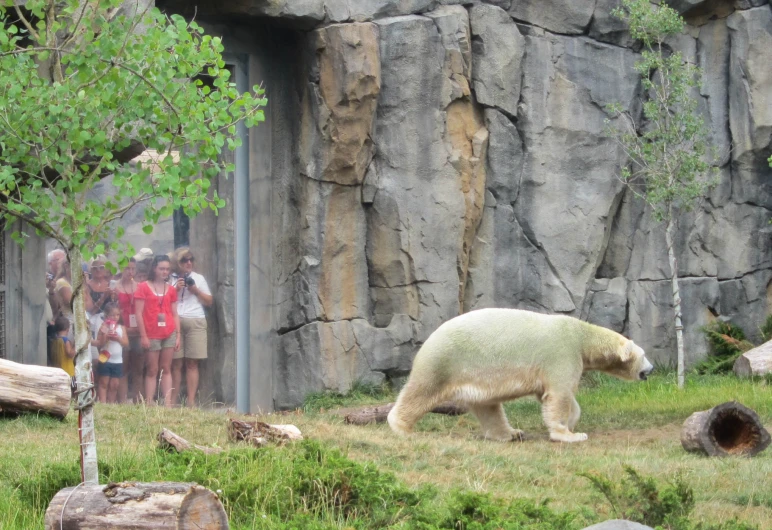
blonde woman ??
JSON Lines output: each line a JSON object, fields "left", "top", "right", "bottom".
{"left": 170, "top": 247, "right": 212, "bottom": 407}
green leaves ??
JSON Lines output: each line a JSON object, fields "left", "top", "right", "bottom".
{"left": 0, "top": 1, "right": 267, "bottom": 257}
{"left": 608, "top": 0, "right": 714, "bottom": 223}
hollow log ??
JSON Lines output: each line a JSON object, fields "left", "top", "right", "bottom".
{"left": 681, "top": 401, "right": 770, "bottom": 457}
{"left": 343, "top": 401, "right": 467, "bottom": 425}
{"left": 158, "top": 428, "right": 223, "bottom": 455}
{"left": 0, "top": 358, "right": 71, "bottom": 419}
{"left": 228, "top": 419, "right": 303, "bottom": 447}
{"left": 45, "top": 482, "right": 228, "bottom": 529}
{"left": 733, "top": 340, "right": 772, "bottom": 377}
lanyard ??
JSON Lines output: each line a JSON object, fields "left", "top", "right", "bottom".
{"left": 151, "top": 281, "right": 167, "bottom": 310}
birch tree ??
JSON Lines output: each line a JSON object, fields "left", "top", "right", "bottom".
{"left": 0, "top": 0, "right": 266, "bottom": 483}
{"left": 607, "top": 0, "right": 714, "bottom": 388}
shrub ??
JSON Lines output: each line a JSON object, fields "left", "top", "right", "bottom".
{"left": 579, "top": 466, "right": 694, "bottom": 528}
{"left": 695, "top": 321, "right": 753, "bottom": 375}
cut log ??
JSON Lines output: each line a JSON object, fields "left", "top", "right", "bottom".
{"left": 343, "top": 401, "right": 467, "bottom": 425}
{"left": 0, "top": 358, "right": 71, "bottom": 419}
{"left": 681, "top": 401, "right": 770, "bottom": 457}
{"left": 228, "top": 419, "right": 303, "bottom": 447}
{"left": 158, "top": 428, "right": 224, "bottom": 455}
{"left": 733, "top": 340, "right": 772, "bottom": 377}
{"left": 45, "top": 482, "right": 228, "bottom": 529}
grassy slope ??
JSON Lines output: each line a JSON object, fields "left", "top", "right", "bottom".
{"left": 1, "top": 374, "right": 770, "bottom": 529}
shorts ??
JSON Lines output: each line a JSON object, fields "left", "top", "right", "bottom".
{"left": 149, "top": 331, "right": 177, "bottom": 351}
{"left": 97, "top": 362, "right": 124, "bottom": 378}
{"left": 128, "top": 335, "right": 142, "bottom": 353}
{"left": 174, "top": 318, "right": 208, "bottom": 360}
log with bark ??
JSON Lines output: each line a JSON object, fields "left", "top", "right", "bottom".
{"left": 0, "top": 358, "right": 71, "bottom": 419}
{"left": 45, "top": 482, "right": 228, "bottom": 529}
{"left": 733, "top": 340, "right": 772, "bottom": 377}
{"left": 228, "top": 418, "right": 303, "bottom": 447}
{"left": 158, "top": 428, "right": 224, "bottom": 455}
{"left": 343, "top": 401, "right": 467, "bottom": 425}
{"left": 681, "top": 401, "right": 770, "bottom": 457}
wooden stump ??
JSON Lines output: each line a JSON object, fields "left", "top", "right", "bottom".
{"left": 681, "top": 401, "right": 770, "bottom": 457}
{"left": 45, "top": 482, "right": 228, "bottom": 529}
{"left": 733, "top": 340, "right": 772, "bottom": 377}
{"left": 0, "top": 358, "right": 71, "bottom": 419}
{"left": 343, "top": 401, "right": 467, "bottom": 425}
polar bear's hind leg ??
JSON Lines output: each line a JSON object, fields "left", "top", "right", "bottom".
{"left": 387, "top": 382, "right": 446, "bottom": 436}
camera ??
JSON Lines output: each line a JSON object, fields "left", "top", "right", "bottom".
{"left": 185, "top": 273, "right": 195, "bottom": 287}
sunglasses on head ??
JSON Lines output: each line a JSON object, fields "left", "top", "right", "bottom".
{"left": 180, "top": 257, "right": 194, "bottom": 264}
{"left": 92, "top": 265, "right": 106, "bottom": 270}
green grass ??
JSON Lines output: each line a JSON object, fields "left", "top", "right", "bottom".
{"left": 1, "top": 373, "right": 770, "bottom": 529}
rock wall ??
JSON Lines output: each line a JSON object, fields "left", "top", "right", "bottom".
{"left": 161, "top": 0, "right": 772, "bottom": 408}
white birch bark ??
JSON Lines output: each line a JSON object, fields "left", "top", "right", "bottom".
{"left": 70, "top": 247, "right": 99, "bottom": 484}
{"left": 665, "top": 209, "right": 685, "bottom": 388}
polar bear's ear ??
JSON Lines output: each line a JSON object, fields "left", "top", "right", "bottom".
{"left": 622, "top": 339, "right": 635, "bottom": 360}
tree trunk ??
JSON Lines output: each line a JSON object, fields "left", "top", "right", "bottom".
{"left": 45, "top": 482, "right": 228, "bottom": 529}
{"left": 0, "top": 359, "right": 71, "bottom": 418}
{"left": 70, "top": 247, "right": 99, "bottom": 485}
{"left": 343, "top": 402, "right": 467, "bottom": 425}
{"left": 733, "top": 340, "right": 772, "bottom": 377}
{"left": 681, "top": 401, "right": 770, "bottom": 457}
{"left": 665, "top": 212, "right": 685, "bottom": 388}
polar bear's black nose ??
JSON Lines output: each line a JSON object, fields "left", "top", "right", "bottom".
{"left": 639, "top": 367, "right": 654, "bottom": 380}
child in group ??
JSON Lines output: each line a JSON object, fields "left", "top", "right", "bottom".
{"left": 93, "top": 303, "right": 129, "bottom": 403}
{"left": 50, "top": 315, "right": 76, "bottom": 377}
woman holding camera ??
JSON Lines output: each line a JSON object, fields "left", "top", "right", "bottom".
{"left": 135, "top": 255, "right": 179, "bottom": 407}
{"left": 170, "top": 247, "right": 212, "bottom": 407}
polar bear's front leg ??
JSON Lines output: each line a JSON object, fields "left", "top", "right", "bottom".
{"left": 541, "top": 392, "right": 588, "bottom": 443}
{"left": 470, "top": 403, "right": 525, "bottom": 442}
{"left": 567, "top": 396, "right": 581, "bottom": 431}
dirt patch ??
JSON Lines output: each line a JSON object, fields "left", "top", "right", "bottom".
{"left": 589, "top": 423, "right": 682, "bottom": 446}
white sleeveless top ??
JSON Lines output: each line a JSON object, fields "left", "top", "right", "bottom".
{"left": 104, "top": 326, "right": 124, "bottom": 364}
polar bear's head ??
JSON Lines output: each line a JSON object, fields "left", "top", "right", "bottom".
{"left": 607, "top": 340, "right": 654, "bottom": 381}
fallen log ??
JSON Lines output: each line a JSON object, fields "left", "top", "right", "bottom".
{"left": 343, "top": 401, "right": 467, "bottom": 425}
{"left": 228, "top": 418, "right": 303, "bottom": 447}
{"left": 0, "top": 358, "right": 71, "bottom": 419}
{"left": 44, "top": 482, "right": 228, "bottom": 529}
{"left": 158, "top": 428, "right": 224, "bottom": 455}
{"left": 681, "top": 401, "right": 770, "bottom": 457}
{"left": 733, "top": 340, "right": 772, "bottom": 377}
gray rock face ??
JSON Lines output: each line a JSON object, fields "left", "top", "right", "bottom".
{"left": 509, "top": 0, "right": 596, "bottom": 34}
{"left": 727, "top": 8, "right": 772, "bottom": 209}
{"left": 176, "top": 0, "right": 772, "bottom": 408}
{"left": 516, "top": 32, "right": 640, "bottom": 313}
{"left": 589, "top": 0, "right": 634, "bottom": 47}
{"left": 585, "top": 277, "right": 628, "bottom": 333}
{"left": 469, "top": 4, "right": 524, "bottom": 117}
{"left": 628, "top": 278, "right": 720, "bottom": 366}
{"left": 368, "top": 12, "right": 486, "bottom": 339}
{"left": 275, "top": 320, "right": 385, "bottom": 409}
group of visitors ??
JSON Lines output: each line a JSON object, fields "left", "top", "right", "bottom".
{"left": 45, "top": 246, "right": 213, "bottom": 408}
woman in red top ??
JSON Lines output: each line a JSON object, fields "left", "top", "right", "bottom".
{"left": 115, "top": 258, "right": 141, "bottom": 403}
{"left": 135, "top": 255, "right": 180, "bottom": 407}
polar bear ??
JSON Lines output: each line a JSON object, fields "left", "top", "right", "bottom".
{"left": 387, "top": 308, "right": 653, "bottom": 443}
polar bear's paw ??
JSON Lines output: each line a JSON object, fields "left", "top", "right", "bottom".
{"left": 550, "top": 431, "right": 588, "bottom": 443}
{"left": 509, "top": 428, "right": 525, "bottom": 442}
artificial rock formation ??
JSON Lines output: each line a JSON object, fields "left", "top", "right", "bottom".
{"left": 164, "top": 0, "right": 772, "bottom": 408}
